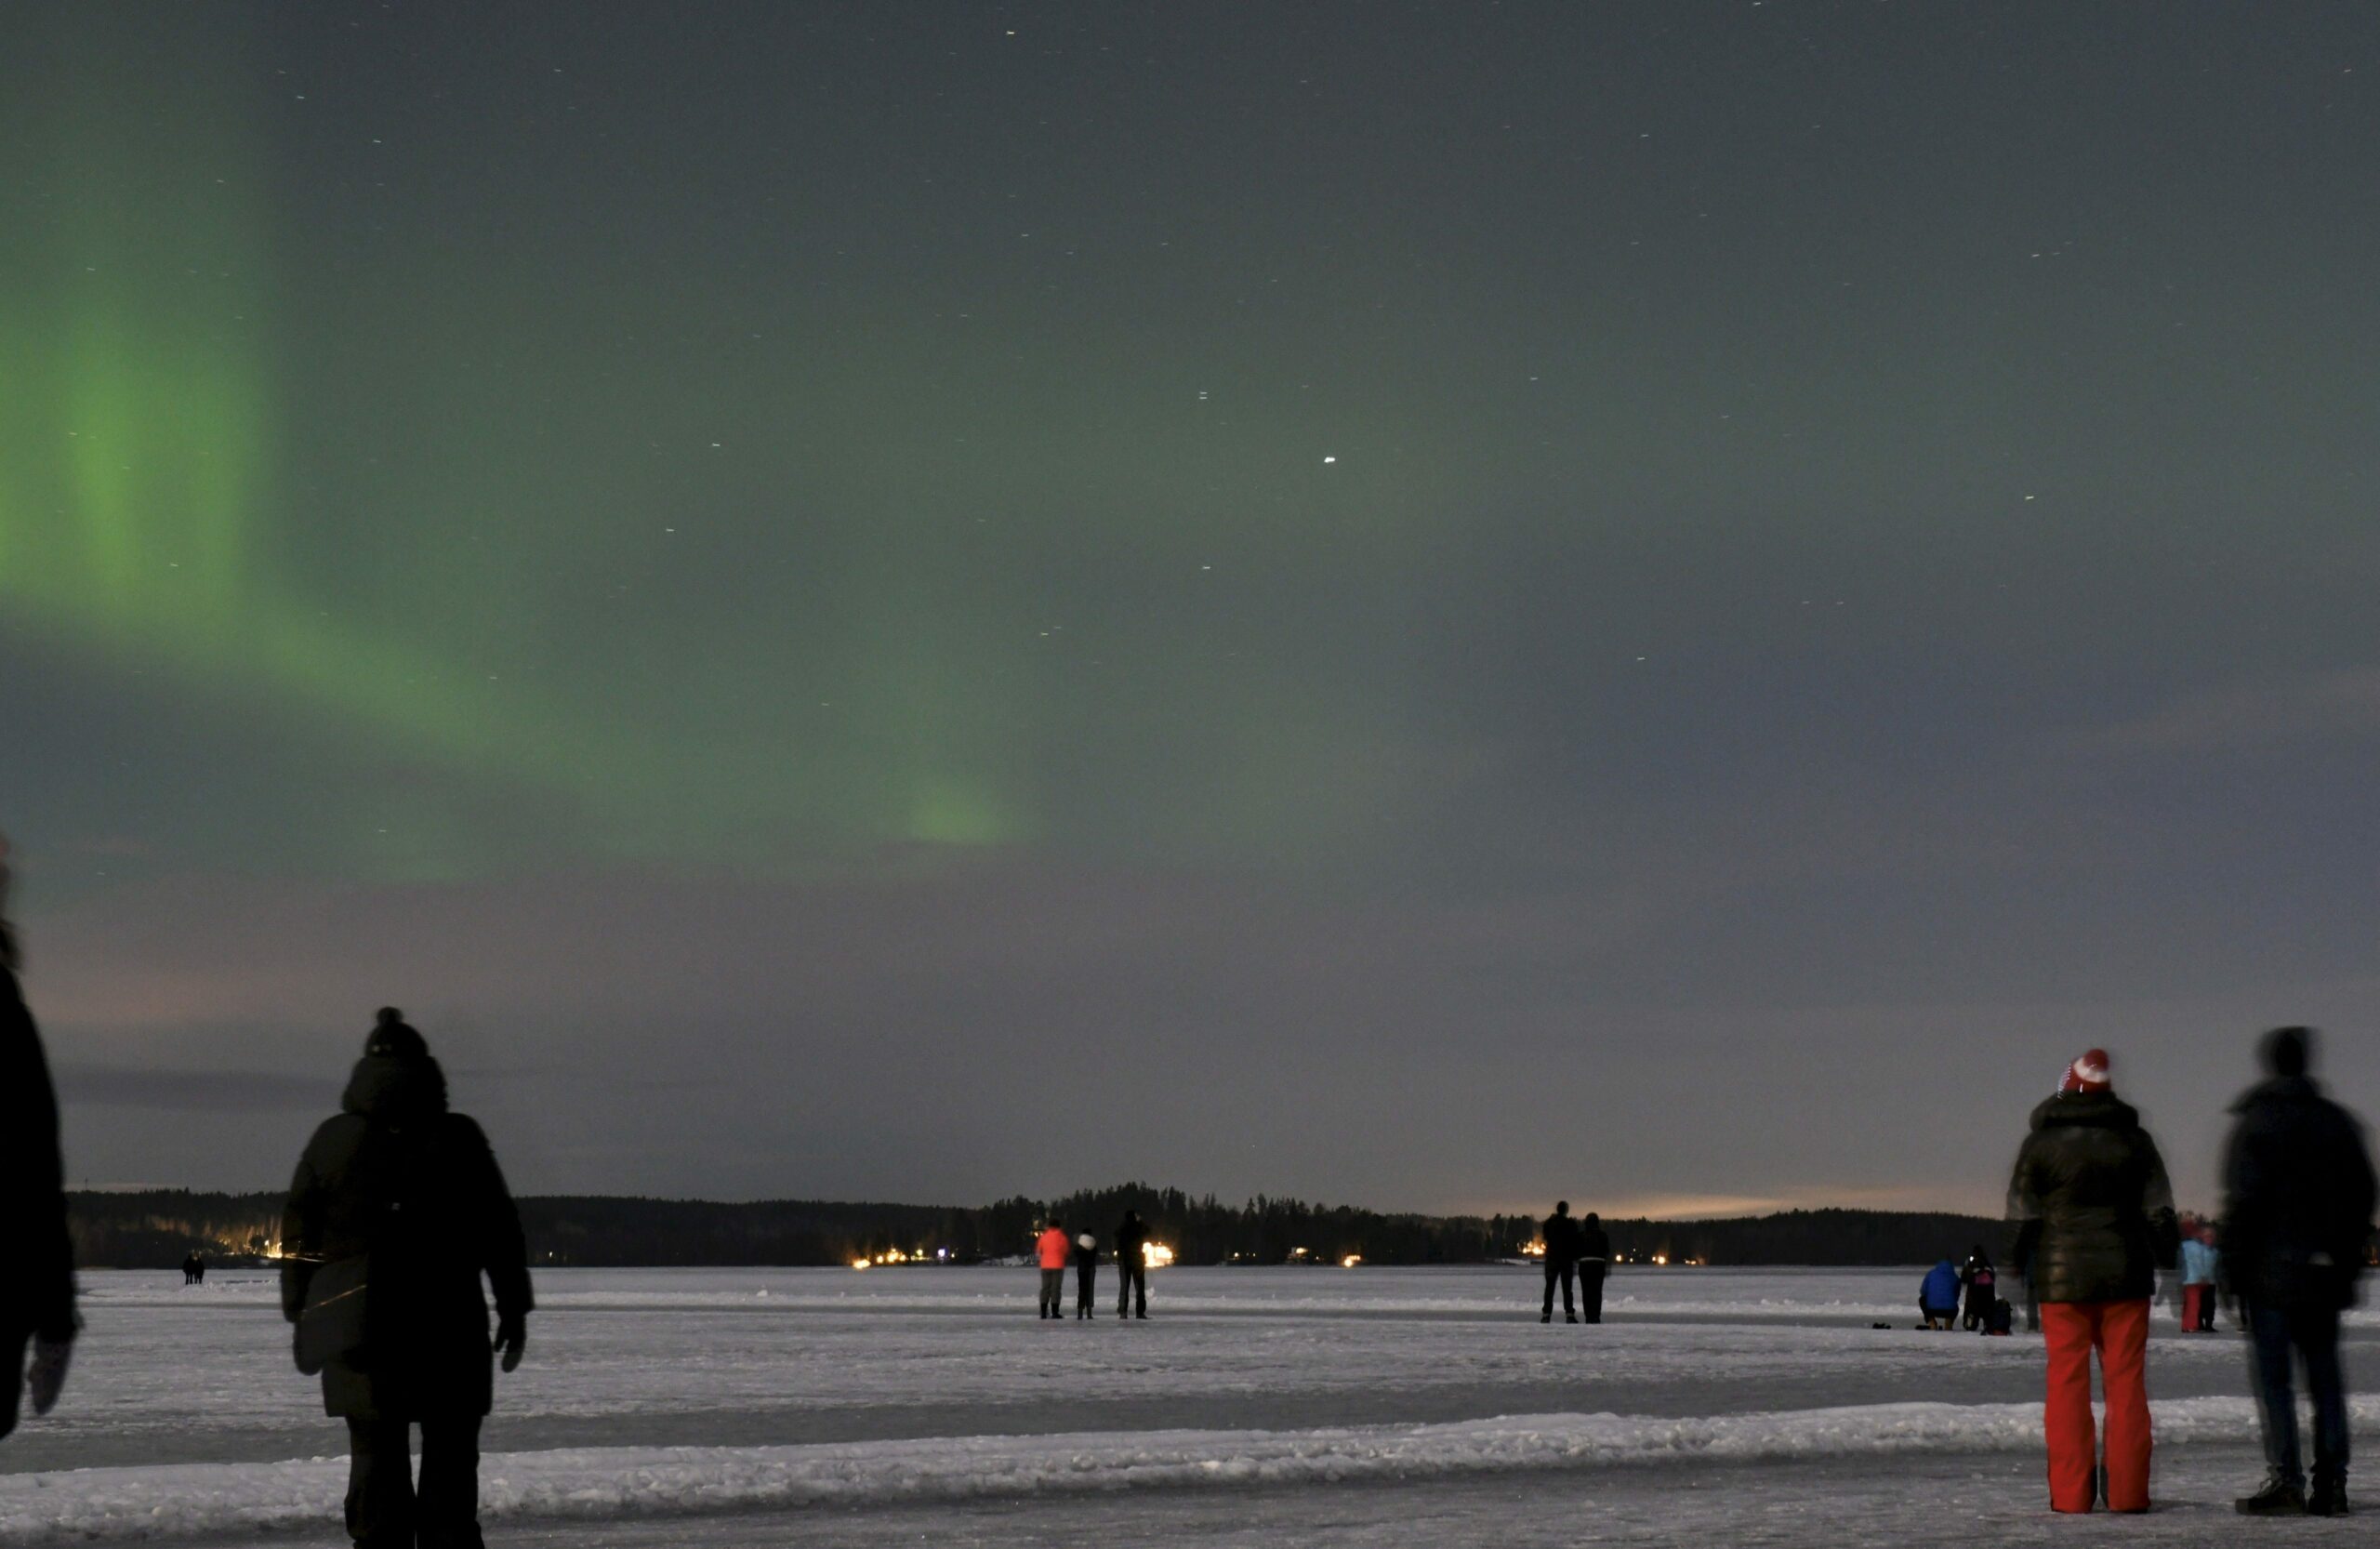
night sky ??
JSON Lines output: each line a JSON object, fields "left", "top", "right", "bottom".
{"left": 6, "top": 2, "right": 2375, "bottom": 1217}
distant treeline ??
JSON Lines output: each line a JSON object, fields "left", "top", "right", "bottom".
{"left": 67, "top": 1185, "right": 2009, "bottom": 1270}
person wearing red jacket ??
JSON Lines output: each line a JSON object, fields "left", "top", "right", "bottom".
{"left": 1034, "top": 1221, "right": 1071, "bottom": 1319}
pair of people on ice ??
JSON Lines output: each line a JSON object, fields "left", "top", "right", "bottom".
{"left": 1919, "top": 1249, "right": 2003, "bottom": 1331}
{"left": 1036, "top": 1210, "right": 1152, "bottom": 1319}
{"left": 2175, "top": 1219, "right": 2220, "bottom": 1331}
{"left": 1538, "top": 1200, "right": 1609, "bottom": 1323}
{"left": 2007, "top": 1036, "right": 2375, "bottom": 1518}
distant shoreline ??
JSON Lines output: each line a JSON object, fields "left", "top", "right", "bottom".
{"left": 68, "top": 1185, "right": 2007, "bottom": 1271}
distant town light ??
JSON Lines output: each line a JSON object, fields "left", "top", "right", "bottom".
{"left": 851, "top": 1258, "right": 871, "bottom": 1271}
{"left": 1143, "top": 1242, "right": 1176, "bottom": 1269}
{"left": 1341, "top": 1253, "right": 1363, "bottom": 1268}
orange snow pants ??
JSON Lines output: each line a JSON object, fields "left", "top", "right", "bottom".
{"left": 2041, "top": 1299, "right": 2151, "bottom": 1512}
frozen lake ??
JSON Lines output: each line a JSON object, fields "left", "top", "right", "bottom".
{"left": 4, "top": 1265, "right": 2373, "bottom": 1544}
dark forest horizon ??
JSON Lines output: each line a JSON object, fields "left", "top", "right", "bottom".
{"left": 74, "top": 1180, "right": 2024, "bottom": 1271}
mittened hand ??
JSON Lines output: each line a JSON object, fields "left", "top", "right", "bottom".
{"left": 29, "top": 1334, "right": 73, "bottom": 1415}
{"left": 495, "top": 1317, "right": 527, "bottom": 1373}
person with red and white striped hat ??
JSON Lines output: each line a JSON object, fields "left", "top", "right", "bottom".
{"left": 2006, "top": 1047, "right": 2179, "bottom": 1513}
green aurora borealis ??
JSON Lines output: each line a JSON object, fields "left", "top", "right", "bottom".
{"left": 6, "top": 5, "right": 1490, "bottom": 879}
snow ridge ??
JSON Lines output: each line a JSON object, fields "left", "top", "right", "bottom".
{"left": 4, "top": 1396, "right": 2367, "bottom": 1542}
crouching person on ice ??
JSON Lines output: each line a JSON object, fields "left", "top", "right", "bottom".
{"left": 2006, "top": 1048, "right": 2178, "bottom": 1515}
{"left": 284, "top": 1008, "right": 533, "bottom": 1549}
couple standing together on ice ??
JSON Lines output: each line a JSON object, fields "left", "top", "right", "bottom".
{"left": 2009, "top": 1039, "right": 2376, "bottom": 1517}
{"left": 1037, "top": 1213, "right": 1152, "bottom": 1320}
{"left": 1538, "top": 1201, "right": 1610, "bottom": 1323}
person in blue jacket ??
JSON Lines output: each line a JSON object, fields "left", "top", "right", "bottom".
{"left": 2178, "top": 1226, "right": 2219, "bottom": 1332}
{"left": 1921, "top": 1259, "right": 1962, "bottom": 1329}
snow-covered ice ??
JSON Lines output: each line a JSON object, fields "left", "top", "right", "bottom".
{"left": 3, "top": 1266, "right": 2372, "bottom": 1544}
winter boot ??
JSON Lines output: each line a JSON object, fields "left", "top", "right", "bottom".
{"left": 2235, "top": 1476, "right": 2307, "bottom": 1516}
{"left": 2307, "top": 1479, "right": 2349, "bottom": 1517}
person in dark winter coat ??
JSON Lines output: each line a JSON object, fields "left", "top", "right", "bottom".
{"left": 1114, "top": 1211, "right": 1150, "bottom": 1319}
{"left": 182, "top": 1252, "right": 207, "bottom": 1286}
{"left": 2220, "top": 1027, "right": 2377, "bottom": 1518}
{"left": 1959, "top": 1246, "right": 1998, "bottom": 1332}
{"left": 1, "top": 844, "right": 77, "bottom": 1442}
{"left": 1539, "top": 1201, "right": 1582, "bottom": 1322}
{"left": 2006, "top": 1049, "right": 2177, "bottom": 1515}
{"left": 282, "top": 1009, "right": 533, "bottom": 1549}
{"left": 1071, "top": 1231, "right": 1100, "bottom": 1319}
{"left": 1576, "top": 1212, "right": 1611, "bottom": 1323}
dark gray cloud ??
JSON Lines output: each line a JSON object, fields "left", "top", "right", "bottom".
{"left": 54, "top": 1064, "right": 334, "bottom": 1113}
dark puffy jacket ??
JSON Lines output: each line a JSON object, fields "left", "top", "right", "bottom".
{"left": 281, "top": 1052, "right": 532, "bottom": 1420}
{"left": 2005, "top": 1091, "right": 2177, "bottom": 1304}
{"left": 2219, "top": 1076, "right": 2376, "bottom": 1310}
{"left": 1576, "top": 1225, "right": 1611, "bottom": 1270}
{"left": 0, "top": 952, "right": 76, "bottom": 1347}
{"left": 1114, "top": 1216, "right": 1148, "bottom": 1267}
{"left": 1540, "top": 1213, "right": 1582, "bottom": 1264}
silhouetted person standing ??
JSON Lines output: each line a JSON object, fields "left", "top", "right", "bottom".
{"left": 1, "top": 841, "right": 76, "bottom": 1441}
{"left": 182, "top": 1252, "right": 206, "bottom": 1286}
{"left": 1540, "top": 1201, "right": 1581, "bottom": 1322}
{"left": 1577, "top": 1212, "right": 1611, "bottom": 1323}
{"left": 2006, "top": 1049, "right": 2176, "bottom": 1515}
{"left": 2221, "top": 1027, "right": 2376, "bottom": 1517}
{"left": 283, "top": 1009, "right": 532, "bottom": 1549}
{"left": 1114, "top": 1210, "right": 1150, "bottom": 1319}
{"left": 1072, "top": 1231, "right": 1099, "bottom": 1319}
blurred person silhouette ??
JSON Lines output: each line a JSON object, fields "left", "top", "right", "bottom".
{"left": 1114, "top": 1210, "right": 1150, "bottom": 1319}
{"left": 2221, "top": 1027, "right": 2376, "bottom": 1518}
{"left": 0, "top": 837, "right": 76, "bottom": 1440}
{"left": 1576, "top": 1211, "right": 1611, "bottom": 1323}
{"left": 1539, "top": 1201, "right": 1581, "bottom": 1323}
{"left": 1072, "top": 1230, "right": 1099, "bottom": 1319}
{"left": 283, "top": 1008, "right": 532, "bottom": 1549}
{"left": 2006, "top": 1048, "right": 2177, "bottom": 1514}
{"left": 1035, "top": 1219, "right": 1069, "bottom": 1318}
{"left": 183, "top": 1251, "right": 207, "bottom": 1286}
